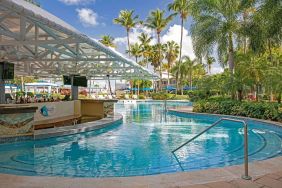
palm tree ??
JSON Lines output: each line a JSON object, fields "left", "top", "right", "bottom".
{"left": 145, "top": 9, "right": 176, "bottom": 90}
{"left": 138, "top": 33, "right": 153, "bottom": 68}
{"left": 99, "top": 35, "right": 116, "bottom": 48}
{"left": 206, "top": 56, "right": 215, "bottom": 74}
{"left": 191, "top": 1, "right": 255, "bottom": 72}
{"left": 113, "top": 10, "right": 140, "bottom": 55}
{"left": 126, "top": 43, "right": 142, "bottom": 63}
{"left": 163, "top": 41, "right": 179, "bottom": 85}
{"left": 168, "top": 0, "right": 190, "bottom": 75}
{"left": 191, "top": 0, "right": 255, "bottom": 98}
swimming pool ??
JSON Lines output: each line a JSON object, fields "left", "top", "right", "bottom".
{"left": 0, "top": 101, "right": 281, "bottom": 177}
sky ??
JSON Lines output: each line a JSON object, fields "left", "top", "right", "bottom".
{"left": 37, "top": 0, "right": 223, "bottom": 74}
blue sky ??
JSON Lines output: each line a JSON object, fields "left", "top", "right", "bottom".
{"left": 36, "top": 0, "right": 222, "bottom": 73}
{"left": 37, "top": 0, "right": 192, "bottom": 38}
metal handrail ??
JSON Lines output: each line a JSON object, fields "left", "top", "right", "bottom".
{"left": 172, "top": 117, "right": 252, "bottom": 180}
{"left": 164, "top": 99, "right": 167, "bottom": 112}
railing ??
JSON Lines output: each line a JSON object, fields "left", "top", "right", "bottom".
{"left": 164, "top": 99, "right": 167, "bottom": 112}
{"left": 172, "top": 117, "right": 252, "bottom": 180}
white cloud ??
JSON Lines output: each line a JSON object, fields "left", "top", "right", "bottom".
{"left": 59, "top": 0, "right": 95, "bottom": 5}
{"left": 76, "top": 8, "right": 98, "bottom": 27}
{"left": 113, "top": 24, "right": 223, "bottom": 74}
{"left": 114, "top": 25, "right": 156, "bottom": 50}
{"left": 161, "top": 24, "right": 195, "bottom": 60}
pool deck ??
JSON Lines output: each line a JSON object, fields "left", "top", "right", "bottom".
{"left": 0, "top": 156, "right": 281, "bottom": 188}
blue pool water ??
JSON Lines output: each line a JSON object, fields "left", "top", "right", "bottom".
{"left": 0, "top": 101, "right": 281, "bottom": 177}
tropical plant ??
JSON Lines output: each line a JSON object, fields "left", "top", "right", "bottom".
{"left": 145, "top": 9, "right": 176, "bottom": 90}
{"left": 190, "top": 0, "right": 255, "bottom": 74}
{"left": 99, "top": 35, "right": 116, "bottom": 48}
{"left": 113, "top": 10, "right": 140, "bottom": 54}
{"left": 126, "top": 43, "right": 142, "bottom": 63}
{"left": 206, "top": 56, "right": 215, "bottom": 74}
{"left": 163, "top": 41, "right": 179, "bottom": 85}
{"left": 168, "top": 0, "right": 190, "bottom": 80}
{"left": 138, "top": 32, "right": 153, "bottom": 68}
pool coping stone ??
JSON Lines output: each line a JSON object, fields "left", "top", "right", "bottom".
{"left": 34, "top": 113, "right": 123, "bottom": 140}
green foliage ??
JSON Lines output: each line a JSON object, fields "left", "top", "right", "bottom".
{"left": 15, "top": 91, "right": 25, "bottom": 97}
{"left": 138, "top": 94, "right": 146, "bottom": 99}
{"left": 151, "top": 92, "right": 188, "bottom": 100}
{"left": 132, "top": 80, "right": 152, "bottom": 88}
{"left": 169, "top": 94, "right": 188, "bottom": 100}
{"left": 193, "top": 100, "right": 282, "bottom": 122}
{"left": 26, "top": 92, "right": 34, "bottom": 97}
{"left": 152, "top": 92, "right": 170, "bottom": 100}
{"left": 99, "top": 35, "right": 116, "bottom": 48}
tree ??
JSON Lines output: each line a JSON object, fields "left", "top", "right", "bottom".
{"left": 138, "top": 33, "right": 153, "bottom": 68}
{"left": 145, "top": 9, "right": 176, "bottom": 90}
{"left": 168, "top": 0, "right": 190, "bottom": 86}
{"left": 113, "top": 10, "right": 140, "bottom": 55}
{"left": 163, "top": 41, "right": 179, "bottom": 85}
{"left": 206, "top": 56, "right": 215, "bottom": 74}
{"left": 126, "top": 43, "right": 142, "bottom": 63}
{"left": 99, "top": 35, "right": 116, "bottom": 48}
{"left": 190, "top": 0, "right": 256, "bottom": 99}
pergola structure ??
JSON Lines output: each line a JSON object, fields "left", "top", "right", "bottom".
{"left": 0, "top": 0, "right": 158, "bottom": 103}
{"left": 0, "top": 0, "right": 158, "bottom": 80}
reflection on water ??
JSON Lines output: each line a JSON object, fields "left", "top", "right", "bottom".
{"left": 0, "top": 101, "right": 281, "bottom": 177}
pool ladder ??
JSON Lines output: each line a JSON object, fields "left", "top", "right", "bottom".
{"left": 172, "top": 117, "right": 252, "bottom": 180}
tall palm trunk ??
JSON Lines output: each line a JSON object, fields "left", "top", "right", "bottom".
{"left": 167, "top": 63, "right": 170, "bottom": 86}
{"left": 137, "top": 82, "right": 140, "bottom": 96}
{"left": 175, "top": 71, "right": 179, "bottom": 95}
{"left": 135, "top": 56, "right": 139, "bottom": 96}
{"left": 256, "top": 84, "right": 259, "bottom": 102}
{"left": 157, "top": 33, "right": 162, "bottom": 91}
{"left": 228, "top": 32, "right": 235, "bottom": 99}
{"left": 176, "top": 18, "right": 184, "bottom": 95}
{"left": 126, "top": 28, "right": 131, "bottom": 56}
{"left": 189, "top": 74, "right": 193, "bottom": 90}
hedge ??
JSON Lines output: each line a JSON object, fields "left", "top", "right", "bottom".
{"left": 193, "top": 100, "right": 282, "bottom": 122}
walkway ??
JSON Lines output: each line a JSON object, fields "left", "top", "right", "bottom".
{"left": 185, "top": 171, "right": 282, "bottom": 188}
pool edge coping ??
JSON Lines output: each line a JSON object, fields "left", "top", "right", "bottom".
{"left": 167, "top": 107, "right": 282, "bottom": 128}
{"left": 0, "top": 156, "right": 281, "bottom": 187}
{"left": 33, "top": 113, "right": 123, "bottom": 140}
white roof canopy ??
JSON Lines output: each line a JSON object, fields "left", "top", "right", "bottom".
{"left": 0, "top": 0, "right": 158, "bottom": 80}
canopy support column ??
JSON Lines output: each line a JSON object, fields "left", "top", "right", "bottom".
{"left": 0, "top": 65, "right": 5, "bottom": 104}
{"left": 71, "top": 75, "right": 78, "bottom": 100}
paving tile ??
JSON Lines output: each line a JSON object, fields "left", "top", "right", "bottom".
{"left": 266, "top": 173, "right": 282, "bottom": 180}
{"left": 230, "top": 179, "right": 264, "bottom": 188}
{"left": 273, "top": 172, "right": 282, "bottom": 178}
{"left": 255, "top": 176, "right": 282, "bottom": 188}
{"left": 204, "top": 181, "right": 236, "bottom": 188}
{"left": 177, "top": 184, "right": 209, "bottom": 188}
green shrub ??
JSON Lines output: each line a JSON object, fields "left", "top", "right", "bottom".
{"left": 170, "top": 94, "right": 189, "bottom": 100}
{"left": 152, "top": 92, "right": 170, "bottom": 100}
{"left": 16, "top": 91, "right": 25, "bottom": 97}
{"left": 26, "top": 92, "right": 34, "bottom": 97}
{"left": 193, "top": 100, "right": 282, "bottom": 122}
{"left": 138, "top": 94, "right": 145, "bottom": 99}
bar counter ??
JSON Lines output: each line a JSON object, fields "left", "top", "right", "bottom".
{"left": 0, "top": 99, "right": 118, "bottom": 138}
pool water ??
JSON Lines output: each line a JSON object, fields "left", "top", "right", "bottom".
{"left": 0, "top": 101, "right": 281, "bottom": 177}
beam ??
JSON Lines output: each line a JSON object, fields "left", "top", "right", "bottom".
{"left": 0, "top": 38, "right": 81, "bottom": 45}
{"left": 3, "top": 58, "right": 119, "bottom": 62}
